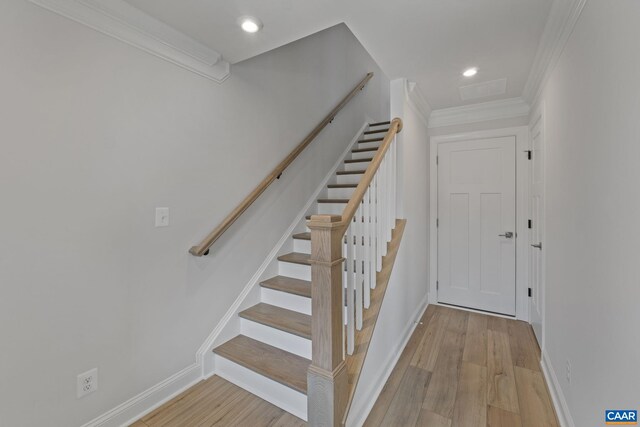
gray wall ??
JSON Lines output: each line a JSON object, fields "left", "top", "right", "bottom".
{"left": 538, "top": 0, "right": 640, "bottom": 424}
{"left": 0, "top": 1, "right": 389, "bottom": 425}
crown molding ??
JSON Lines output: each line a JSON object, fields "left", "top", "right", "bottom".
{"left": 428, "top": 97, "right": 530, "bottom": 129}
{"left": 523, "top": 0, "right": 587, "bottom": 105}
{"left": 28, "top": 0, "right": 230, "bottom": 83}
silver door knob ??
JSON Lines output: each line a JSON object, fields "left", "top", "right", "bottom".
{"left": 499, "top": 231, "right": 514, "bottom": 238}
{"left": 531, "top": 242, "right": 542, "bottom": 250}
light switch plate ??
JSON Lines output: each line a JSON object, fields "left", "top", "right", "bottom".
{"left": 155, "top": 207, "right": 169, "bottom": 227}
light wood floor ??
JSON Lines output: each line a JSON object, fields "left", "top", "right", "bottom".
{"left": 131, "top": 305, "right": 557, "bottom": 427}
{"left": 129, "top": 375, "right": 306, "bottom": 427}
{"left": 364, "top": 305, "right": 559, "bottom": 427}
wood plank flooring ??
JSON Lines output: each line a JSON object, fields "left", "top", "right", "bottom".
{"left": 365, "top": 305, "right": 558, "bottom": 427}
{"left": 130, "top": 375, "right": 306, "bottom": 427}
{"left": 130, "top": 305, "right": 557, "bottom": 427}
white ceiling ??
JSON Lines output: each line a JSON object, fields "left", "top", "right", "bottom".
{"left": 125, "top": 0, "right": 554, "bottom": 110}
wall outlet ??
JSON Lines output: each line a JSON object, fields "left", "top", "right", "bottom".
{"left": 77, "top": 368, "right": 98, "bottom": 398}
{"left": 565, "top": 359, "right": 571, "bottom": 384}
{"left": 155, "top": 207, "right": 169, "bottom": 227}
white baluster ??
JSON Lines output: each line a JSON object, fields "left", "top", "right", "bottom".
{"left": 376, "top": 168, "right": 383, "bottom": 270}
{"left": 363, "top": 186, "right": 371, "bottom": 308}
{"left": 346, "top": 220, "right": 355, "bottom": 355}
{"left": 355, "top": 203, "right": 364, "bottom": 330}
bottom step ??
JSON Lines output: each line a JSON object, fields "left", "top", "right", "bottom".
{"left": 213, "top": 335, "right": 310, "bottom": 420}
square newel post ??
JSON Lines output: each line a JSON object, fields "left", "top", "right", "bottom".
{"left": 307, "top": 214, "right": 348, "bottom": 427}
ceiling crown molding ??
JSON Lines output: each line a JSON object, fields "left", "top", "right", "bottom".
{"left": 523, "top": 0, "right": 587, "bottom": 105}
{"left": 28, "top": 0, "right": 230, "bottom": 83}
{"left": 428, "top": 97, "right": 530, "bottom": 129}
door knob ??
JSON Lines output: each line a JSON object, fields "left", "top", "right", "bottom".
{"left": 499, "top": 231, "right": 514, "bottom": 238}
{"left": 531, "top": 242, "right": 542, "bottom": 250}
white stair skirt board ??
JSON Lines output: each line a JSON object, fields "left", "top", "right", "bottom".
{"left": 347, "top": 294, "right": 430, "bottom": 427}
{"left": 278, "top": 261, "right": 310, "bottom": 281}
{"left": 328, "top": 187, "right": 356, "bottom": 199}
{"left": 213, "top": 355, "right": 308, "bottom": 421}
{"left": 240, "top": 318, "right": 311, "bottom": 359}
{"left": 260, "top": 288, "right": 311, "bottom": 315}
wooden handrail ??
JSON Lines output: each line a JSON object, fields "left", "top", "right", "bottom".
{"left": 189, "top": 72, "right": 374, "bottom": 256}
{"left": 339, "top": 117, "right": 403, "bottom": 230}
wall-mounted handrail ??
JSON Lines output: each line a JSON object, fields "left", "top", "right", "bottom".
{"left": 189, "top": 72, "right": 374, "bottom": 256}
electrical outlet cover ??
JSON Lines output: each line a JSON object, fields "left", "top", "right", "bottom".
{"left": 77, "top": 368, "right": 98, "bottom": 398}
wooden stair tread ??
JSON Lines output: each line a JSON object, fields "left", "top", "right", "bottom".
{"left": 239, "top": 303, "right": 311, "bottom": 339}
{"left": 345, "top": 158, "right": 373, "bottom": 164}
{"left": 260, "top": 275, "right": 311, "bottom": 298}
{"left": 292, "top": 232, "right": 311, "bottom": 240}
{"left": 317, "top": 198, "right": 349, "bottom": 203}
{"left": 336, "top": 169, "right": 366, "bottom": 175}
{"left": 369, "top": 120, "right": 391, "bottom": 126}
{"left": 328, "top": 183, "right": 358, "bottom": 188}
{"left": 213, "top": 335, "right": 309, "bottom": 394}
{"left": 358, "top": 137, "right": 384, "bottom": 143}
{"left": 364, "top": 128, "right": 389, "bottom": 135}
{"left": 277, "top": 252, "right": 311, "bottom": 265}
{"left": 353, "top": 147, "right": 378, "bottom": 153}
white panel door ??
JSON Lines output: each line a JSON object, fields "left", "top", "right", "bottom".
{"left": 529, "top": 116, "right": 544, "bottom": 343}
{"left": 437, "top": 137, "right": 516, "bottom": 315}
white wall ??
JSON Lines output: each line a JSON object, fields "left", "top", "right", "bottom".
{"left": 537, "top": 1, "right": 640, "bottom": 425}
{"left": 0, "top": 1, "right": 389, "bottom": 425}
{"left": 347, "top": 78, "right": 430, "bottom": 426}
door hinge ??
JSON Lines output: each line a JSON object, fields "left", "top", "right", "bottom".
{"left": 436, "top": 218, "right": 439, "bottom": 227}
{"left": 528, "top": 287, "right": 532, "bottom": 297}
{"left": 525, "top": 150, "right": 532, "bottom": 160}
{"left": 528, "top": 219, "right": 532, "bottom": 229}
{"left": 436, "top": 155, "right": 439, "bottom": 165}
{"left": 436, "top": 281, "right": 439, "bottom": 290}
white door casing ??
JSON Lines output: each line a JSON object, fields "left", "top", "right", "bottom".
{"left": 437, "top": 137, "right": 517, "bottom": 315}
{"left": 529, "top": 107, "right": 545, "bottom": 345}
{"left": 429, "top": 127, "right": 529, "bottom": 321}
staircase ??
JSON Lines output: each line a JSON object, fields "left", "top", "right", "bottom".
{"left": 210, "top": 121, "right": 393, "bottom": 421}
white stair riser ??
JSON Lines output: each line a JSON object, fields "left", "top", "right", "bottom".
{"left": 351, "top": 150, "right": 376, "bottom": 160}
{"left": 261, "top": 288, "right": 311, "bottom": 315}
{"left": 213, "top": 355, "right": 308, "bottom": 421}
{"left": 336, "top": 174, "right": 363, "bottom": 185}
{"left": 316, "top": 203, "right": 347, "bottom": 215}
{"left": 293, "top": 238, "right": 311, "bottom": 254}
{"left": 240, "top": 318, "right": 311, "bottom": 359}
{"left": 344, "top": 161, "right": 371, "bottom": 172}
{"left": 357, "top": 141, "right": 381, "bottom": 150}
{"left": 278, "top": 261, "right": 310, "bottom": 281}
{"left": 328, "top": 187, "right": 355, "bottom": 199}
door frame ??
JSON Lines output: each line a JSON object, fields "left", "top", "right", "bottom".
{"left": 429, "top": 126, "right": 530, "bottom": 320}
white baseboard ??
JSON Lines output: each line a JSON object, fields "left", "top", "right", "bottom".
{"left": 347, "top": 294, "right": 430, "bottom": 427}
{"left": 541, "top": 350, "right": 575, "bottom": 427}
{"left": 80, "top": 363, "right": 202, "bottom": 427}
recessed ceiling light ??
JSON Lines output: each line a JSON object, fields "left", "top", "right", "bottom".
{"left": 239, "top": 16, "right": 262, "bottom": 33}
{"left": 463, "top": 67, "right": 478, "bottom": 77}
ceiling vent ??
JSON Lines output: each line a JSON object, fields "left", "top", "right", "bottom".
{"left": 459, "top": 78, "right": 507, "bottom": 101}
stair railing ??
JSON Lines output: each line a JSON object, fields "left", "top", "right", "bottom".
{"left": 307, "top": 117, "right": 402, "bottom": 426}
{"left": 189, "top": 72, "right": 374, "bottom": 256}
